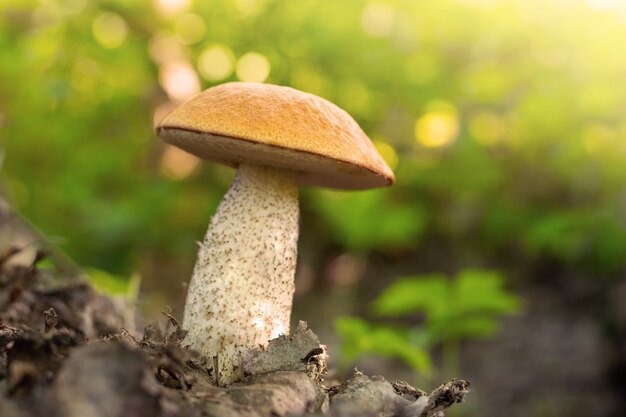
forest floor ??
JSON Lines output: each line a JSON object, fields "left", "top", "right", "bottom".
{"left": 0, "top": 247, "right": 469, "bottom": 417}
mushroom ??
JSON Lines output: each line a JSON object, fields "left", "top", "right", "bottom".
{"left": 156, "top": 82, "right": 394, "bottom": 385}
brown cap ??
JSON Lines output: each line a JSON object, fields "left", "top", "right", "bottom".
{"left": 156, "top": 82, "right": 395, "bottom": 189}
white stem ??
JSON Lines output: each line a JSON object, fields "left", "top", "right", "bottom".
{"left": 182, "top": 164, "right": 299, "bottom": 385}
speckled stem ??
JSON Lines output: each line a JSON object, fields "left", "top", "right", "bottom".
{"left": 182, "top": 164, "right": 299, "bottom": 385}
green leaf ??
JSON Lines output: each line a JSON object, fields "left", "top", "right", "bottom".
{"left": 370, "top": 269, "right": 521, "bottom": 342}
{"left": 452, "top": 269, "right": 521, "bottom": 316}
{"left": 371, "top": 273, "right": 449, "bottom": 317}
{"left": 335, "top": 316, "right": 432, "bottom": 375}
{"left": 86, "top": 267, "right": 134, "bottom": 297}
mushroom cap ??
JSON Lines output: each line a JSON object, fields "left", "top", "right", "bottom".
{"left": 156, "top": 82, "right": 394, "bottom": 189}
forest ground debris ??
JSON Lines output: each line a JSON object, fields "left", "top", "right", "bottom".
{"left": 0, "top": 252, "right": 469, "bottom": 417}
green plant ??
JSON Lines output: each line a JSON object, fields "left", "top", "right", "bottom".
{"left": 3, "top": 0, "right": 626, "bottom": 281}
{"left": 336, "top": 269, "right": 521, "bottom": 379}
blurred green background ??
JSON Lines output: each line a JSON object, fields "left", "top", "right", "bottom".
{"left": 1, "top": 0, "right": 626, "bottom": 415}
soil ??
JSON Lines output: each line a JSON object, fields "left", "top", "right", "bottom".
{"left": 0, "top": 247, "right": 469, "bottom": 417}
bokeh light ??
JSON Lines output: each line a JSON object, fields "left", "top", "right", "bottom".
{"left": 159, "top": 60, "right": 201, "bottom": 102}
{"left": 198, "top": 44, "right": 236, "bottom": 82}
{"left": 361, "top": 2, "right": 395, "bottom": 37}
{"left": 415, "top": 101, "right": 460, "bottom": 148}
{"left": 5, "top": 2, "right": 626, "bottom": 414}
{"left": 373, "top": 140, "right": 399, "bottom": 170}
{"left": 236, "top": 52, "right": 270, "bottom": 83}
{"left": 175, "top": 13, "right": 206, "bottom": 45}
{"left": 153, "top": 0, "right": 191, "bottom": 16}
{"left": 92, "top": 12, "right": 128, "bottom": 49}
{"left": 326, "top": 253, "right": 366, "bottom": 286}
{"left": 153, "top": 102, "right": 177, "bottom": 128}
{"left": 159, "top": 145, "right": 201, "bottom": 180}
{"left": 149, "top": 34, "right": 186, "bottom": 64}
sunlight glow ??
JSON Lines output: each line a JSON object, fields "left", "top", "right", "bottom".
{"left": 251, "top": 315, "right": 265, "bottom": 330}
{"left": 415, "top": 102, "right": 459, "bottom": 148}
{"left": 270, "top": 322, "right": 287, "bottom": 339}
{"left": 153, "top": 0, "right": 190, "bottom": 16}
{"left": 250, "top": 303, "right": 267, "bottom": 331}
{"left": 587, "top": 0, "right": 617, "bottom": 11}
{"left": 160, "top": 145, "right": 201, "bottom": 180}
{"left": 198, "top": 44, "right": 235, "bottom": 81}
{"left": 92, "top": 13, "right": 128, "bottom": 49}
{"left": 159, "top": 60, "right": 201, "bottom": 102}
{"left": 361, "top": 2, "right": 395, "bottom": 37}
{"left": 236, "top": 52, "right": 270, "bottom": 83}
{"left": 249, "top": 301, "right": 287, "bottom": 339}
{"left": 452, "top": 0, "right": 498, "bottom": 9}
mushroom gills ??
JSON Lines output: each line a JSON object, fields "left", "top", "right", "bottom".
{"left": 182, "top": 163, "right": 299, "bottom": 385}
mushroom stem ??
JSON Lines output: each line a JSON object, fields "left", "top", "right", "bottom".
{"left": 182, "top": 163, "right": 299, "bottom": 385}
